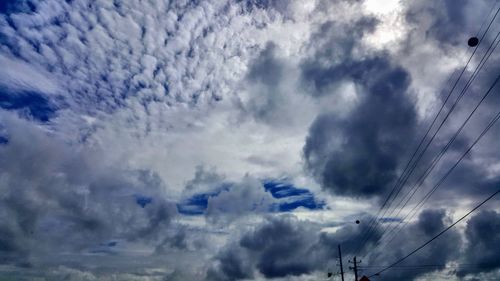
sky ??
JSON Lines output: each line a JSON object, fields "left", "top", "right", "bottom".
{"left": 0, "top": 0, "right": 499, "bottom": 280}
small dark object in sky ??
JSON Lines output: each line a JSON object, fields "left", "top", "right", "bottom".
{"left": 468, "top": 37, "right": 479, "bottom": 47}
{"left": 328, "top": 272, "right": 333, "bottom": 277}
{"left": 356, "top": 220, "right": 360, "bottom": 224}
{"left": 136, "top": 196, "right": 153, "bottom": 208}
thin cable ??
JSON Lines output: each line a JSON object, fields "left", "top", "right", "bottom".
{"left": 372, "top": 34, "right": 500, "bottom": 248}
{"left": 354, "top": 6, "right": 500, "bottom": 254}
{"left": 364, "top": 21, "right": 500, "bottom": 249}
{"left": 368, "top": 75, "right": 500, "bottom": 255}
{"left": 387, "top": 31, "right": 500, "bottom": 221}
{"left": 371, "top": 108, "right": 500, "bottom": 261}
{"left": 360, "top": 264, "right": 480, "bottom": 269}
{"left": 384, "top": 108, "right": 500, "bottom": 247}
{"left": 377, "top": 27, "right": 500, "bottom": 226}
{"left": 383, "top": 6, "right": 500, "bottom": 222}
{"left": 477, "top": 1, "right": 499, "bottom": 37}
{"left": 367, "top": 188, "right": 500, "bottom": 278}
{"left": 381, "top": 5, "right": 500, "bottom": 222}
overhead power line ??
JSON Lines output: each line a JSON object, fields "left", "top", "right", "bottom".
{"left": 383, "top": 7, "right": 500, "bottom": 223}
{"left": 369, "top": 47, "right": 500, "bottom": 251}
{"left": 354, "top": 6, "right": 500, "bottom": 255}
{"left": 360, "top": 263, "right": 484, "bottom": 269}
{"left": 385, "top": 30, "right": 500, "bottom": 223}
{"left": 366, "top": 76, "right": 500, "bottom": 257}
{"left": 367, "top": 188, "right": 500, "bottom": 278}
{"left": 370, "top": 74, "right": 500, "bottom": 253}
{"left": 372, "top": 27, "right": 500, "bottom": 242}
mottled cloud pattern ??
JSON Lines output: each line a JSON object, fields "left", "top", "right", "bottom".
{"left": 0, "top": 0, "right": 499, "bottom": 280}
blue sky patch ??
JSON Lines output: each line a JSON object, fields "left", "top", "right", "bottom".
{"left": 272, "top": 196, "right": 324, "bottom": 212}
{"left": 177, "top": 180, "right": 324, "bottom": 216}
{"left": 0, "top": 0, "right": 36, "bottom": 15}
{"left": 0, "top": 89, "right": 57, "bottom": 122}
{"left": 263, "top": 181, "right": 310, "bottom": 198}
{"left": 264, "top": 180, "right": 325, "bottom": 212}
{"left": 177, "top": 189, "right": 223, "bottom": 215}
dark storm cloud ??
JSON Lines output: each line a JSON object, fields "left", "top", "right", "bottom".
{"left": 303, "top": 57, "right": 417, "bottom": 198}
{"left": 365, "top": 209, "right": 461, "bottom": 281}
{"left": 208, "top": 215, "right": 383, "bottom": 280}
{"left": 239, "top": 216, "right": 319, "bottom": 278}
{"left": 458, "top": 210, "right": 500, "bottom": 277}
{"left": 301, "top": 15, "right": 419, "bottom": 198}
{"left": 207, "top": 216, "right": 320, "bottom": 280}
{"left": 208, "top": 210, "right": 462, "bottom": 281}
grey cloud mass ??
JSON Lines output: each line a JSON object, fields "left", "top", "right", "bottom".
{"left": 303, "top": 55, "right": 417, "bottom": 198}
{"left": 458, "top": 210, "right": 500, "bottom": 277}
{"left": 364, "top": 209, "right": 461, "bottom": 281}
{"left": 207, "top": 209, "right": 465, "bottom": 281}
{"left": 0, "top": 114, "right": 177, "bottom": 267}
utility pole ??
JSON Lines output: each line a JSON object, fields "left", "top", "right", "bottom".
{"left": 349, "top": 256, "right": 361, "bottom": 281}
{"left": 338, "top": 245, "right": 345, "bottom": 281}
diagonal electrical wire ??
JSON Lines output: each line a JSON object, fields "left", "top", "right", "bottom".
{"left": 379, "top": 6, "right": 500, "bottom": 223}
{"left": 369, "top": 33, "right": 500, "bottom": 249}
{"left": 477, "top": 1, "right": 500, "bottom": 36}
{"left": 354, "top": 7, "right": 500, "bottom": 254}
{"left": 353, "top": 55, "right": 468, "bottom": 255}
{"left": 353, "top": 7, "right": 500, "bottom": 255}
{"left": 358, "top": 6, "right": 500, "bottom": 248}
{"left": 366, "top": 81, "right": 500, "bottom": 252}
{"left": 360, "top": 264, "right": 481, "bottom": 269}
{"left": 383, "top": 32, "right": 500, "bottom": 223}
{"left": 383, "top": 107, "right": 500, "bottom": 248}
{"left": 367, "top": 188, "right": 500, "bottom": 278}
{"left": 374, "top": 71, "right": 500, "bottom": 250}
{"left": 371, "top": 70, "right": 500, "bottom": 252}
{"left": 372, "top": 28, "right": 500, "bottom": 233}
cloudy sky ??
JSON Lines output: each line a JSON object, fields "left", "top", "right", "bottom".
{"left": 0, "top": 0, "right": 499, "bottom": 280}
